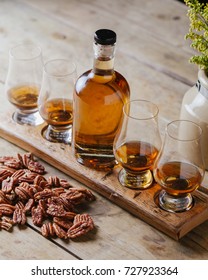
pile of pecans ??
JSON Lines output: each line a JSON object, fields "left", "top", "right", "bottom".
{"left": 0, "top": 153, "right": 95, "bottom": 239}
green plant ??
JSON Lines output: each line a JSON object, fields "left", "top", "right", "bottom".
{"left": 185, "top": 0, "right": 208, "bottom": 71}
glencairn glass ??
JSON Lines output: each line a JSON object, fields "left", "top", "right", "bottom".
{"left": 38, "top": 59, "right": 77, "bottom": 144}
{"left": 5, "top": 42, "right": 44, "bottom": 125}
{"left": 113, "top": 99, "right": 161, "bottom": 189}
{"left": 153, "top": 120, "right": 205, "bottom": 212}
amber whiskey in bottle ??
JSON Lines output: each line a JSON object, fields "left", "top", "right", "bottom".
{"left": 72, "top": 29, "right": 130, "bottom": 170}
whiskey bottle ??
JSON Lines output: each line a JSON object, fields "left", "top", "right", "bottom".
{"left": 72, "top": 29, "right": 130, "bottom": 170}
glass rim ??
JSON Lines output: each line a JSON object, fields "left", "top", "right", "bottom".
{"left": 123, "top": 99, "right": 159, "bottom": 120}
{"left": 166, "top": 119, "right": 203, "bottom": 141}
{"left": 9, "top": 42, "right": 42, "bottom": 61}
{"left": 43, "top": 58, "right": 77, "bottom": 78}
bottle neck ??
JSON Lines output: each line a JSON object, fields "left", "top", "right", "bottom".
{"left": 93, "top": 42, "right": 115, "bottom": 75}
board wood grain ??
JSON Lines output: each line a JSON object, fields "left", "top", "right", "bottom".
{"left": 0, "top": 109, "right": 207, "bottom": 240}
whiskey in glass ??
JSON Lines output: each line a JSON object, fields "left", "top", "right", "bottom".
{"left": 38, "top": 59, "right": 77, "bottom": 144}
{"left": 114, "top": 100, "right": 161, "bottom": 189}
{"left": 153, "top": 120, "right": 205, "bottom": 212}
{"left": 5, "top": 43, "right": 44, "bottom": 125}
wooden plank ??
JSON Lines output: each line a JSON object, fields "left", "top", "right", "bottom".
{"left": 0, "top": 109, "right": 207, "bottom": 240}
{"left": 17, "top": 0, "right": 198, "bottom": 85}
{"left": 0, "top": 222, "right": 77, "bottom": 260}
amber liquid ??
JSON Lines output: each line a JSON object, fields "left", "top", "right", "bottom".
{"left": 115, "top": 141, "right": 159, "bottom": 173}
{"left": 7, "top": 85, "right": 39, "bottom": 111}
{"left": 73, "top": 70, "right": 130, "bottom": 169}
{"left": 39, "top": 98, "right": 73, "bottom": 127}
{"left": 155, "top": 161, "right": 202, "bottom": 196}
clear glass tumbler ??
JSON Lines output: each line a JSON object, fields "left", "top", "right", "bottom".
{"left": 38, "top": 58, "right": 77, "bottom": 144}
{"left": 153, "top": 120, "right": 205, "bottom": 212}
{"left": 5, "top": 42, "right": 44, "bottom": 125}
{"left": 113, "top": 99, "right": 161, "bottom": 189}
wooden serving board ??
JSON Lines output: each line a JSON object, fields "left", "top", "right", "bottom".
{"left": 0, "top": 110, "right": 208, "bottom": 240}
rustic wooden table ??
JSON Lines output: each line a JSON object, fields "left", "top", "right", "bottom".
{"left": 0, "top": 0, "right": 208, "bottom": 260}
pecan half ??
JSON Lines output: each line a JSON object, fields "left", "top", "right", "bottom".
{"left": 60, "top": 189, "right": 85, "bottom": 205}
{"left": 53, "top": 216, "right": 73, "bottom": 230}
{"left": 31, "top": 206, "right": 45, "bottom": 226}
{"left": 1, "top": 177, "right": 16, "bottom": 193}
{"left": 24, "top": 198, "right": 34, "bottom": 214}
{"left": 0, "top": 204, "right": 16, "bottom": 216}
{"left": 0, "top": 190, "right": 12, "bottom": 205}
{"left": 0, "top": 156, "right": 16, "bottom": 163}
{"left": 18, "top": 170, "right": 38, "bottom": 184}
{"left": 34, "top": 175, "right": 48, "bottom": 188}
{"left": 46, "top": 203, "right": 66, "bottom": 217}
{"left": 67, "top": 214, "right": 94, "bottom": 238}
{"left": 34, "top": 189, "right": 56, "bottom": 201}
{"left": 13, "top": 208, "right": 27, "bottom": 225}
{"left": 4, "top": 158, "right": 23, "bottom": 169}
{"left": 53, "top": 223, "right": 68, "bottom": 239}
{"left": 41, "top": 222, "right": 55, "bottom": 237}
{"left": 73, "top": 188, "right": 96, "bottom": 202}
{"left": 15, "top": 182, "right": 34, "bottom": 201}
{"left": 0, "top": 217, "right": 14, "bottom": 231}
{"left": 0, "top": 168, "right": 14, "bottom": 182}
{"left": 11, "top": 169, "right": 25, "bottom": 181}
{"left": 27, "top": 160, "right": 45, "bottom": 174}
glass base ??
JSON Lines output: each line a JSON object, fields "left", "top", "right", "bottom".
{"left": 12, "top": 111, "right": 44, "bottom": 126}
{"left": 118, "top": 168, "right": 153, "bottom": 189}
{"left": 41, "top": 125, "right": 72, "bottom": 144}
{"left": 74, "top": 144, "right": 116, "bottom": 170}
{"left": 158, "top": 190, "right": 194, "bottom": 213}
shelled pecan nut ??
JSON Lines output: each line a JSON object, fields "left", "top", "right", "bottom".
{"left": 0, "top": 217, "right": 14, "bottom": 231}
{"left": 0, "top": 190, "right": 12, "bottom": 205}
{"left": 31, "top": 205, "right": 45, "bottom": 226}
{"left": 34, "top": 175, "right": 48, "bottom": 187}
{"left": 15, "top": 182, "right": 34, "bottom": 201}
{"left": 72, "top": 188, "right": 96, "bottom": 202}
{"left": 41, "top": 222, "right": 55, "bottom": 237}
{"left": 60, "top": 189, "right": 85, "bottom": 205}
{"left": 0, "top": 204, "right": 16, "bottom": 216}
{"left": 53, "top": 222, "right": 68, "bottom": 239}
{"left": 11, "top": 169, "right": 25, "bottom": 180}
{"left": 27, "top": 160, "right": 45, "bottom": 174}
{"left": 47, "top": 176, "right": 72, "bottom": 189}
{"left": 46, "top": 203, "right": 66, "bottom": 217}
{"left": 18, "top": 170, "right": 38, "bottom": 184}
{"left": 34, "top": 189, "right": 56, "bottom": 201}
{"left": 67, "top": 214, "right": 94, "bottom": 238}
{"left": 4, "top": 159, "right": 23, "bottom": 169}
{"left": 53, "top": 216, "right": 73, "bottom": 229}
{"left": 1, "top": 177, "right": 16, "bottom": 193}
{"left": 13, "top": 208, "right": 27, "bottom": 225}
{"left": 0, "top": 168, "right": 14, "bottom": 182}
{"left": 0, "top": 156, "right": 17, "bottom": 163}
{"left": 24, "top": 198, "right": 34, "bottom": 213}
